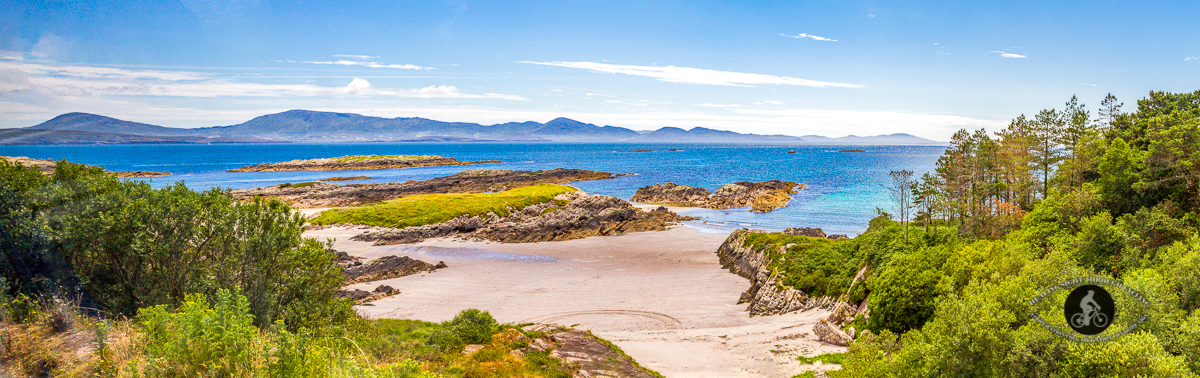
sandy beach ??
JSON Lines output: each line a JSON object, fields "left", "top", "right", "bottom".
{"left": 305, "top": 225, "right": 846, "bottom": 377}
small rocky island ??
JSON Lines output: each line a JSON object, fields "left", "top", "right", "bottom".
{"left": 2, "top": 156, "right": 171, "bottom": 178}
{"left": 631, "top": 180, "right": 804, "bottom": 213}
{"left": 227, "top": 154, "right": 501, "bottom": 172}
{"left": 232, "top": 168, "right": 625, "bottom": 208}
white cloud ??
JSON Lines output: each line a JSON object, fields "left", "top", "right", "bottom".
{"left": 698, "top": 103, "right": 745, "bottom": 108}
{"left": 989, "top": 51, "right": 1027, "bottom": 59}
{"left": 867, "top": 14, "right": 876, "bottom": 17}
{"left": 780, "top": 33, "right": 837, "bottom": 42}
{"left": 30, "top": 33, "right": 70, "bottom": 61}
{"left": 605, "top": 100, "right": 648, "bottom": 107}
{"left": 0, "top": 51, "right": 22, "bottom": 61}
{"left": 1079, "top": 82, "right": 1097, "bottom": 87}
{"left": 518, "top": 61, "right": 862, "bottom": 88}
{"left": 303, "top": 57, "right": 436, "bottom": 70}
{"left": 764, "top": 100, "right": 786, "bottom": 105}
{"left": 0, "top": 61, "right": 207, "bottom": 81}
{"left": 1186, "top": 57, "right": 1199, "bottom": 61}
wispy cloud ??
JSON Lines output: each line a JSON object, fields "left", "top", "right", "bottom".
{"left": 1186, "top": 57, "right": 1199, "bottom": 61}
{"left": 989, "top": 51, "right": 1027, "bottom": 59}
{"left": 780, "top": 33, "right": 837, "bottom": 42}
{"left": 605, "top": 100, "right": 648, "bottom": 107}
{"left": 334, "top": 54, "right": 378, "bottom": 60}
{"left": 0, "top": 51, "right": 22, "bottom": 61}
{"left": 1079, "top": 82, "right": 1097, "bottom": 87}
{"left": 698, "top": 103, "right": 745, "bottom": 108}
{"left": 764, "top": 100, "right": 786, "bottom": 105}
{"left": 303, "top": 59, "right": 435, "bottom": 70}
{"left": 518, "top": 61, "right": 862, "bottom": 88}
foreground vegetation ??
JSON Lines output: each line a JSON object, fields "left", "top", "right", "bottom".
{"left": 311, "top": 183, "right": 576, "bottom": 228}
{"left": 758, "top": 90, "right": 1200, "bottom": 376}
{"left": 0, "top": 162, "right": 598, "bottom": 377}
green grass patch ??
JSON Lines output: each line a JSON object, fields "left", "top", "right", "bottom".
{"left": 331, "top": 154, "right": 430, "bottom": 162}
{"left": 311, "top": 183, "right": 577, "bottom": 228}
{"left": 796, "top": 352, "right": 845, "bottom": 364}
{"left": 278, "top": 182, "right": 317, "bottom": 188}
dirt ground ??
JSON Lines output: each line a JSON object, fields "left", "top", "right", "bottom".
{"left": 305, "top": 225, "right": 846, "bottom": 377}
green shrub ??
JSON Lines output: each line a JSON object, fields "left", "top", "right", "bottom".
{"left": 444, "top": 309, "right": 499, "bottom": 345}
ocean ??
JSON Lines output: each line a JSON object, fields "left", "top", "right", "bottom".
{"left": 0, "top": 143, "right": 945, "bottom": 236}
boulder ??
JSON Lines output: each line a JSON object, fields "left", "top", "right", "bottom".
{"left": 782, "top": 227, "right": 826, "bottom": 238}
{"left": 827, "top": 301, "right": 858, "bottom": 326}
{"left": 342, "top": 255, "right": 442, "bottom": 284}
{"left": 630, "top": 180, "right": 804, "bottom": 213}
{"left": 813, "top": 318, "right": 853, "bottom": 346}
{"left": 827, "top": 234, "right": 849, "bottom": 240}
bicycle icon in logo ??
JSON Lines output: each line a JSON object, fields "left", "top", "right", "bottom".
{"left": 1070, "top": 289, "right": 1109, "bottom": 329}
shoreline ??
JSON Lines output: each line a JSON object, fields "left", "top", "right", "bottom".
{"left": 304, "top": 225, "right": 846, "bottom": 377}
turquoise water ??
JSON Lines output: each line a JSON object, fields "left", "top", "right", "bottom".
{"left": 0, "top": 143, "right": 945, "bottom": 235}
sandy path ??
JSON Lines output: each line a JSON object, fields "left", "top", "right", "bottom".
{"left": 305, "top": 226, "right": 845, "bottom": 377}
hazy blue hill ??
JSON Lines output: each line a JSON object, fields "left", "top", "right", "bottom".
{"left": 634, "top": 126, "right": 804, "bottom": 142}
{"left": 0, "top": 129, "right": 272, "bottom": 145}
{"left": 8, "top": 111, "right": 944, "bottom": 145}
{"left": 29, "top": 112, "right": 199, "bottom": 136}
{"left": 829, "top": 133, "right": 940, "bottom": 145}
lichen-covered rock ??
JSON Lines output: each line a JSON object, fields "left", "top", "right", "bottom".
{"left": 548, "top": 330, "right": 656, "bottom": 378}
{"left": 630, "top": 183, "right": 712, "bottom": 205}
{"left": 782, "top": 227, "right": 826, "bottom": 238}
{"left": 716, "top": 229, "right": 839, "bottom": 316}
{"left": 827, "top": 301, "right": 858, "bottom": 326}
{"left": 352, "top": 191, "right": 697, "bottom": 245}
{"left": 827, "top": 234, "right": 849, "bottom": 240}
{"left": 631, "top": 180, "right": 805, "bottom": 213}
{"left": 813, "top": 318, "right": 853, "bottom": 346}
{"left": 342, "top": 255, "right": 444, "bottom": 284}
{"left": 233, "top": 168, "right": 623, "bottom": 208}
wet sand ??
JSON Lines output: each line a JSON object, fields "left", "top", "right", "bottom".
{"left": 304, "top": 225, "right": 846, "bottom": 377}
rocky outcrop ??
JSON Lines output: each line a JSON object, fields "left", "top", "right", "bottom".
{"left": 716, "top": 229, "right": 839, "bottom": 316}
{"left": 228, "top": 154, "right": 500, "bottom": 172}
{"left": 549, "top": 330, "right": 657, "bottom": 378}
{"left": 813, "top": 319, "right": 853, "bottom": 346}
{"left": 827, "top": 301, "right": 858, "bottom": 326}
{"left": 784, "top": 227, "right": 853, "bottom": 240}
{"left": 352, "top": 191, "right": 697, "bottom": 245}
{"left": 320, "top": 176, "right": 371, "bottom": 182}
{"left": 2, "top": 156, "right": 170, "bottom": 178}
{"left": 631, "top": 180, "right": 804, "bottom": 213}
{"left": 336, "top": 284, "right": 401, "bottom": 304}
{"left": 782, "top": 227, "right": 826, "bottom": 238}
{"left": 342, "top": 255, "right": 446, "bottom": 284}
{"left": 232, "top": 168, "right": 624, "bottom": 208}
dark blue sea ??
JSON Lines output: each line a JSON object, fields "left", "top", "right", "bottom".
{"left": 0, "top": 143, "right": 946, "bottom": 236}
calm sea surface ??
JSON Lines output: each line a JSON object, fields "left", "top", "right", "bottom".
{"left": 0, "top": 143, "right": 946, "bottom": 236}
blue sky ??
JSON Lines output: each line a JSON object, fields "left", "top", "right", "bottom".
{"left": 1, "top": 0, "right": 1197, "bottom": 140}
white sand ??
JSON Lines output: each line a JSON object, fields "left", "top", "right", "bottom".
{"left": 304, "top": 226, "right": 846, "bottom": 377}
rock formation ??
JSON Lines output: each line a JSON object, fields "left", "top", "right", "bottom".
{"left": 228, "top": 154, "right": 500, "bottom": 172}
{"left": 715, "top": 229, "right": 839, "bottom": 316}
{"left": 783, "top": 227, "right": 853, "bottom": 240}
{"left": 631, "top": 180, "right": 804, "bottom": 213}
{"left": 782, "top": 227, "right": 826, "bottom": 238}
{"left": 342, "top": 255, "right": 446, "bottom": 284}
{"left": 351, "top": 191, "right": 697, "bottom": 245}
{"left": 813, "top": 319, "right": 853, "bottom": 346}
{"left": 232, "top": 168, "right": 624, "bottom": 208}
{"left": 336, "top": 284, "right": 402, "bottom": 304}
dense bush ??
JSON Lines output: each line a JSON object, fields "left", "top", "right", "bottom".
{"left": 0, "top": 161, "right": 353, "bottom": 331}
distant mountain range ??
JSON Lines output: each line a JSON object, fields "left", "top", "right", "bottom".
{"left": 1, "top": 110, "right": 943, "bottom": 145}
